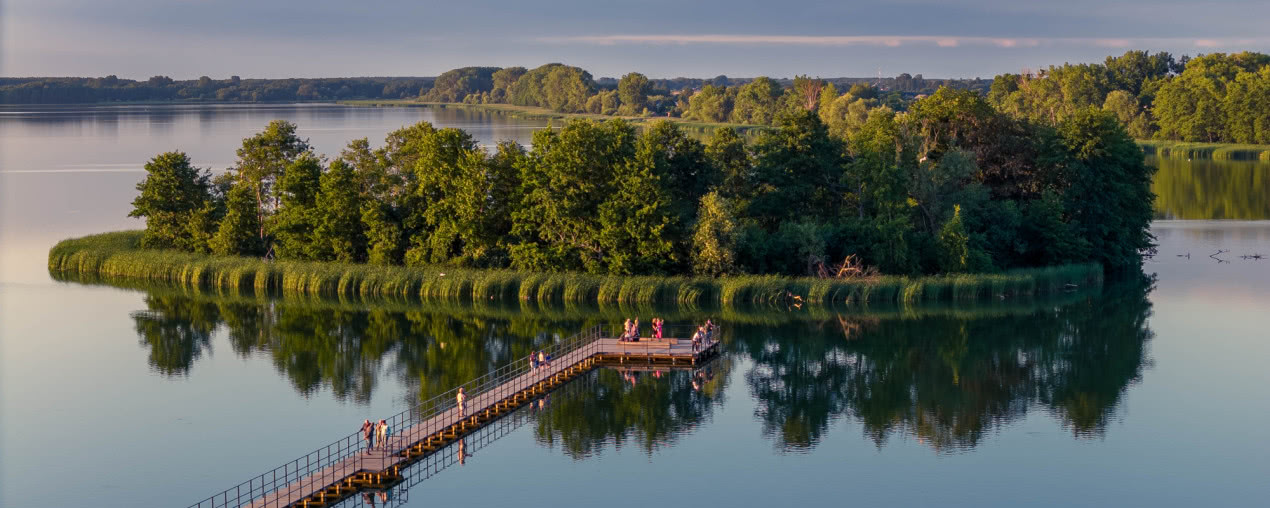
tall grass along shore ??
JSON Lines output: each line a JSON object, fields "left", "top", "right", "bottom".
{"left": 51, "top": 231, "right": 1103, "bottom": 307}
{"left": 1139, "top": 140, "right": 1270, "bottom": 161}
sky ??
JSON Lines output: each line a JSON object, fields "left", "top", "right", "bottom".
{"left": 3, "top": 0, "right": 1270, "bottom": 80}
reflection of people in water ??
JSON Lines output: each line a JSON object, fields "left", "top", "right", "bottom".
{"left": 457, "top": 438, "right": 472, "bottom": 466}
{"left": 378, "top": 490, "right": 391, "bottom": 503}
{"left": 362, "top": 491, "right": 377, "bottom": 507}
{"left": 538, "top": 394, "right": 549, "bottom": 410}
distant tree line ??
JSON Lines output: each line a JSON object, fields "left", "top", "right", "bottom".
{"left": 418, "top": 64, "right": 982, "bottom": 126}
{"left": 0, "top": 76, "right": 432, "bottom": 104}
{"left": 990, "top": 50, "right": 1270, "bottom": 144}
{"left": 129, "top": 87, "right": 1154, "bottom": 277}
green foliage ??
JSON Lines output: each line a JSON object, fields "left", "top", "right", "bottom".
{"left": 313, "top": 159, "right": 366, "bottom": 262}
{"left": 422, "top": 67, "right": 499, "bottom": 102}
{"left": 511, "top": 119, "right": 637, "bottom": 272}
{"left": 937, "top": 205, "right": 970, "bottom": 273}
{"left": 617, "top": 72, "right": 651, "bottom": 115}
{"left": 748, "top": 110, "right": 848, "bottom": 226}
{"left": 269, "top": 152, "right": 323, "bottom": 259}
{"left": 683, "top": 85, "right": 734, "bottom": 123}
{"left": 129, "top": 151, "right": 215, "bottom": 251}
{"left": 730, "top": 77, "right": 783, "bottom": 125}
{"left": 1056, "top": 108, "right": 1156, "bottom": 270}
{"left": 117, "top": 103, "right": 1156, "bottom": 286}
{"left": 507, "top": 63, "right": 596, "bottom": 113}
{"left": 690, "top": 192, "right": 739, "bottom": 276}
{"left": 210, "top": 178, "right": 265, "bottom": 257}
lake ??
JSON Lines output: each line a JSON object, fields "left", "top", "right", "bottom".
{"left": 2, "top": 104, "right": 1268, "bottom": 507}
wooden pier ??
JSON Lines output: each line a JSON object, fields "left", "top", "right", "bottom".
{"left": 207, "top": 330, "right": 719, "bottom": 508}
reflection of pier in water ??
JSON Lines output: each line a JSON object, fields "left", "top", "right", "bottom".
{"left": 334, "top": 367, "right": 584, "bottom": 508}
{"left": 191, "top": 325, "right": 721, "bottom": 508}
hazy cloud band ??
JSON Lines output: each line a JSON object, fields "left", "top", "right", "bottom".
{"left": 539, "top": 34, "right": 1270, "bottom": 49}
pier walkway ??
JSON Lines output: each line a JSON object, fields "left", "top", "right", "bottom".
{"left": 190, "top": 325, "right": 720, "bottom": 508}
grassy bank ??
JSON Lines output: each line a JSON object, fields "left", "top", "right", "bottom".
{"left": 50, "top": 231, "right": 1103, "bottom": 307}
{"left": 1139, "top": 140, "right": 1270, "bottom": 161}
{"left": 338, "top": 100, "right": 770, "bottom": 135}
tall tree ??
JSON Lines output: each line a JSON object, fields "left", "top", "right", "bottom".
{"left": 617, "top": 72, "right": 651, "bottom": 115}
{"left": 691, "top": 191, "right": 740, "bottom": 276}
{"left": 313, "top": 159, "right": 366, "bottom": 262}
{"left": 129, "top": 151, "right": 214, "bottom": 250}
{"left": 233, "top": 120, "right": 311, "bottom": 239}
{"left": 210, "top": 178, "right": 266, "bottom": 256}
{"left": 269, "top": 152, "right": 323, "bottom": 259}
{"left": 511, "top": 119, "right": 636, "bottom": 272}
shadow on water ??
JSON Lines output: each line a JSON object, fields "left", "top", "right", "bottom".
{"left": 56, "top": 271, "right": 1154, "bottom": 455}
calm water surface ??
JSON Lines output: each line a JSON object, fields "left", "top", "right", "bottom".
{"left": 2, "top": 105, "right": 1268, "bottom": 507}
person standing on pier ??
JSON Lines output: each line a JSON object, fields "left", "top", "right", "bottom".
{"left": 530, "top": 351, "right": 538, "bottom": 370}
{"left": 456, "top": 387, "right": 467, "bottom": 418}
{"left": 361, "top": 419, "right": 375, "bottom": 452}
{"left": 376, "top": 419, "right": 389, "bottom": 452}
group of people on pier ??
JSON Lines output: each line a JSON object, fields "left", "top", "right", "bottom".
{"left": 619, "top": 317, "right": 666, "bottom": 341}
{"left": 691, "top": 320, "right": 716, "bottom": 352}
{"left": 618, "top": 317, "right": 717, "bottom": 351}
{"left": 528, "top": 350, "right": 553, "bottom": 370}
{"left": 361, "top": 418, "right": 393, "bottom": 453}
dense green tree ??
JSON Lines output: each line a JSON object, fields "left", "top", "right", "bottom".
{"left": 422, "top": 67, "right": 499, "bottom": 102}
{"left": 1055, "top": 108, "right": 1155, "bottom": 270}
{"left": 1101, "top": 90, "right": 1153, "bottom": 139}
{"left": 749, "top": 111, "right": 848, "bottom": 226}
{"left": 617, "top": 72, "right": 651, "bottom": 115}
{"left": 362, "top": 202, "right": 404, "bottom": 265}
{"left": 210, "top": 178, "right": 266, "bottom": 256}
{"left": 511, "top": 119, "right": 637, "bottom": 272}
{"left": 690, "top": 192, "right": 740, "bottom": 276}
{"left": 937, "top": 205, "right": 970, "bottom": 273}
{"left": 682, "top": 84, "right": 733, "bottom": 122}
{"left": 848, "top": 109, "right": 916, "bottom": 272}
{"left": 507, "top": 64, "right": 595, "bottom": 113}
{"left": 1221, "top": 67, "right": 1270, "bottom": 144}
{"left": 313, "top": 159, "right": 366, "bottom": 262}
{"left": 705, "top": 127, "right": 752, "bottom": 201}
{"left": 405, "top": 127, "right": 481, "bottom": 266}
{"left": 730, "top": 77, "right": 783, "bottom": 125}
{"left": 490, "top": 67, "right": 527, "bottom": 102}
{"left": 129, "top": 151, "right": 215, "bottom": 250}
{"left": 232, "top": 120, "right": 311, "bottom": 239}
{"left": 269, "top": 152, "right": 323, "bottom": 259}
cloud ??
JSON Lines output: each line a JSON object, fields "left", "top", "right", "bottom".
{"left": 539, "top": 34, "right": 1270, "bottom": 50}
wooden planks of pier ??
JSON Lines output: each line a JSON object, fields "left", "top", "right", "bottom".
{"left": 246, "top": 336, "right": 718, "bottom": 508}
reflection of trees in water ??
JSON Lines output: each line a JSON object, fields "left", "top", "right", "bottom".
{"left": 736, "top": 279, "right": 1154, "bottom": 452}
{"left": 129, "top": 281, "right": 1150, "bottom": 453}
{"left": 131, "top": 295, "right": 218, "bottom": 376}
{"left": 131, "top": 296, "right": 607, "bottom": 403}
{"left": 532, "top": 361, "right": 731, "bottom": 458}
{"left": 1151, "top": 157, "right": 1270, "bottom": 220}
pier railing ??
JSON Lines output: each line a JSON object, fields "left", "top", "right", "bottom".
{"left": 189, "top": 324, "right": 606, "bottom": 508}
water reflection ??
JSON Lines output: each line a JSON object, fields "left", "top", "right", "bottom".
{"left": 1151, "top": 157, "right": 1270, "bottom": 220}
{"left": 108, "top": 276, "right": 1153, "bottom": 455}
{"left": 734, "top": 278, "right": 1154, "bottom": 452}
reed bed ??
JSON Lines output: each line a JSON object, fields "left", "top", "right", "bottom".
{"left": 1139, "top": 140, "right": 1270, "bottom": 161}
{"left": 50, "top": 231, "right": 1104, "bottom": 308}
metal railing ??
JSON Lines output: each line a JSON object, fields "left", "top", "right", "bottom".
{"left": 189, "top": 324, "right": 606, "bottom": 508}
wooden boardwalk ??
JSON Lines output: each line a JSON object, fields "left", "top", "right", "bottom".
{"left": 242, "top": 335, "right": 719, "bottom": 508}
